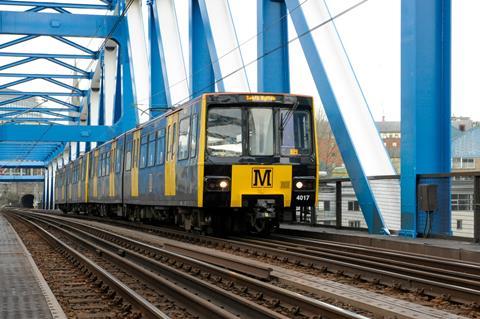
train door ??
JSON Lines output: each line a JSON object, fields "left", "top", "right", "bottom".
{"left": 93, "top": 149, "right": 99, "bottom": 199}
{"left": 109, "top": 141, "right": 116, "bottom": 198}
{"left": 131, "top": 129, "right": 141, "bottom": 198}
{"left": 84, "top": 154, "right": 89, "bottom": 203}
{"left": 165, "top": 112, "right": 178, "bottom": 196}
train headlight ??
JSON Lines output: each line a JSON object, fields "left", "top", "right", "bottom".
{"left": 293, "top": 177, "right": 315, "bottom": 191}
{"left": 205, "top": 176, "right": 230, "bottom": 192}
{"left": 219, "top": 180, "right": 229, "bottom": 189}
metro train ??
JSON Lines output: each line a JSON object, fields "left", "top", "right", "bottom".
{"left": 55, "top": 93, "right": 318, "bottom": 234}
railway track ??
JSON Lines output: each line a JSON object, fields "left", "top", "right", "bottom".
{"left": 13, "top": 210, "right": 370, "bottom": 319}
{"left": 5, "top": 213, "right": 170, "bottom": 319}
{"left": 13, "top": 210, "right": 477, "bottom": 318}
{"left": 45, "top": 212, "right": 480, "bottom": 307}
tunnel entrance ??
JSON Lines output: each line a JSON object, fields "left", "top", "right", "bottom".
{"left": 21, "top": 194, "right": 34, "bottom": 208}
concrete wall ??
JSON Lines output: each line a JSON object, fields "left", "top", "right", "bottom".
{"left": 0, "top": 182, "right": 43, "bottom": 208}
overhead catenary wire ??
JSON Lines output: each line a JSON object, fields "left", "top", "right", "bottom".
{"left": 136, "top": 0, "right": 369, "bottom": 115}
{"left": 139, "top": 0, "right": 311, "bottom": 112}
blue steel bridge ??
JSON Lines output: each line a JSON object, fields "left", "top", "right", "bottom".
{"left": 0, "top": 0, "right": 468, "bottom": 239}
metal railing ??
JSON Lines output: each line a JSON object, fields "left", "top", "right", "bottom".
{"left": 290, "top": 172, "right": 480, "bottom": 242}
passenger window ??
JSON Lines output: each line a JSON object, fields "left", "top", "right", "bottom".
{"left": 167, "top": 125, "right": 172, "bottom": 160}
{"left": 98, "top": 153, "right": 102, "bottom": 177}
{"left": 106, "top": 151, "right": 111, "bottom": 174}
{"left": 125, "top": 142, "right": 132, "bottom": 171}
{"left": 190, "top": 114, "right": 198, "bottom": 158}
{"left": 148, "top": 133, "right": 156, "bottom": 167}
{"left": 171, "top": 123, "right": 177, "bottom": 159}
{"left": 115, "top": 147, "right": 122, "bottom": 173}
{"left": 178, "top": 117, "right": 190, "bottom": 160}
{"left": 156, "top": 129, "right": 165, "bottom": 165}
{"left": 140, "top": 136, "right": 148, "bottom": 168}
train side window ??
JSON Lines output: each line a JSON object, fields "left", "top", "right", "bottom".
{"left": 148, "top": 133, "right": 156, "bottom": 167}
{"left": 140, "top": 135, "right": 148, "bottom": 169}
{"left": 171, "top": 123, "right": 177, "bottom": 159}
{"left": 178, "top": 117, "right": 190, "bottom": 160}
{"left": 125, "top": 141, "right": 132, "bottom": 171}
{"left": 102, "top": 153, "right": 106, "bottom": 176}
{"left": 115, "top": 147, "right": 122, "bottom": 173}
{"left": 106, "top": 150, "right": 111, "bottom": 174}
{"left": 190, "top": 114, "right": 198, "bottom": 158}
{"left": 156, "top": 129, "right": 165, "bottom": 165}
{"left": 89, "top": 153, "right": 94, "bottom": 178}
{"left": 98, "top": 153, "right": 103, "bottom": 177}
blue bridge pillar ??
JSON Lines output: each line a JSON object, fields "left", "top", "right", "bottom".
{"left": 400, "top": 0, "right": 451, "bottom": 237}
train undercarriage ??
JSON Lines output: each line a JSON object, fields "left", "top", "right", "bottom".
{"left": 58, "top": 203, "right": 284, "bottom": 235}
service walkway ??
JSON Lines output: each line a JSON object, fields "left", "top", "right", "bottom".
{"left": 0, "top": 212, "right": 65, "bottom": 319}
{"left": 280, "top": 223, "right": 480, "bottom": 263}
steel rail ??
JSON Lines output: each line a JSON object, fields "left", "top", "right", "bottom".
{"left": 24, "top": 212, "right": 368, "bottom": 319}
{"left": 11, "top": 214, "right": 169, "bottom": 319}
{"left": 20, "top": 214, "right": 292, "bottom": 319}
{"left": 268, "top": 234, "right": 480, "bottom": 275}
{"left": 58, "top": 214, "right": 480, "bottom": 305}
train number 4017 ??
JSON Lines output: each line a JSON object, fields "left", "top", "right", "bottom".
{"left": 296, "top": 194, "right": 310, "bottom": 201}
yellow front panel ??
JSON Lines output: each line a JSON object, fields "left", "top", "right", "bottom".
{"left": 93, "top": 150, "right": 99, "bottom": 198}
{"left": 197, "top": 97, "right": 206, "bottom": 207}
{"left": 85, "top": 155, "right": 89, "bottom": 202}
{"left": 231, "top": 165, "right": 292, "bottom": 207}
{"left": 109, "top": 141, "right": 116, "bottom": 197}
{"left": 131, "top": 131, "right": 141, "bottom": 197}
{"left": 77, "top": 159, "right": 82, "bottom": 199}
{"left": 165, "top": 113, "right": 178, "bottom": 196}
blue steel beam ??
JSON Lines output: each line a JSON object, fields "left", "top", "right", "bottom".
{"left": 0, "top": 77, "right": 34, "bottom": 90}
{"left": 257, "top": 0, "right": 289, "bottom": 93}
{"left": 0, "top": 35, "right": 37, "bottom": 49}
{"left": 190, "top": 0, "right": 214, "bottom": 98}
{"left": 25, "top": 6, "right": 71, "bottom": 13}
{"left": 0, "top": 107, "right": 74, "bottom": 112}
{"left": 43, "top": 78, "right": 83, "bottom": 93}
{"left": 285, "top": 0, "right": 388, "bottom": 234}
{"left": 0, "top": 91, "right": 83, "bottom": 97}
{"left": 25, "top": 6, "right": 45, "bottom": 12}
{"left": 0, "top": 124, "right": 114, "bottom": 142}
{"left": 46, "top": 58, "right": 89, "bottom": 75}
{"left": 0, "top": 57, "right": 37, "bottom": 71}
{"left": 0, "top": 52, "right": 96, "bottom": 59}
{"left": 0, "top": 12, "right": 117, "bottom": 37}
{"left": 0, "top": 95, "right": 33, "bottom": 107}
{"left": 3, "top": 117, "right": 76, "bottom": 122}
{"left": 0, "top": 161, "right": 46, "bottom": 167}
{"left": 0, "top": 109, "right": 79, "bottom": 119}
{"left": 42, "top": 96, "right": 79, "bottom": 111}
{"left": 111, "top": 22, "right": 139, "bottom": 133}
{"left": 148, "top": 0, "right": 169, "bottom": 115}
{"left": 51, "top": 36, "right": 97, "bottom": 55}
{"left": 0, "top": 1, "right": 110, "bottom": 10}
{"left": 44, "top": 144, "right": 65, "bottom": 163}
{"left": 400, "top": 0, "right": 451, "bottom": 237}
{"left": 0, "top": 73, "right": 91, "bottom": 79}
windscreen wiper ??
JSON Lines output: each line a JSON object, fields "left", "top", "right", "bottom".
{"left": 280, "top": 101, "right": 300, "bottom": 132}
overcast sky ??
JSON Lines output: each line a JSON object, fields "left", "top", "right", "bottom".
{"left": 0, "top": 0, "right": 479, "bottom": 121}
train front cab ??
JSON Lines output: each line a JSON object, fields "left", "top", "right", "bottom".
{"left": 199, "top": 93, "right": 318, "bottom": 233}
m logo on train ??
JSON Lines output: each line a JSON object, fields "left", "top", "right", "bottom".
{"left": 252, "top": 168, "right": 273, "bottom": 188}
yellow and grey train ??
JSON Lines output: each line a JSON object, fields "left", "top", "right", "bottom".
{"left": 55, "top": 93, "right": 318, "bottom": 234}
